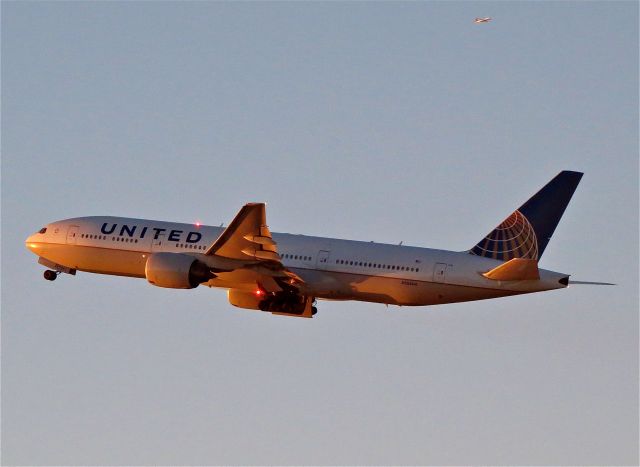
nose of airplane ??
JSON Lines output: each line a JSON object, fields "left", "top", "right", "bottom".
{"left": 25, "top": 233, "right": 41, "bottom": 253}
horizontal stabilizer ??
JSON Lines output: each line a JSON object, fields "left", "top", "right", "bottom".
{"left": 483, "top": 258, "right": 540, "bottom": 281}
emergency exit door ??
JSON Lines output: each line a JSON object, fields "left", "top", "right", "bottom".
{"left": 66, "top": 225, "right": 79, "bottom": 244}
{"left": 433, "top": 263, "right": 448, "bottom": 283}
{"left": 316, "top": 250, "right": 330, "bottom": 269}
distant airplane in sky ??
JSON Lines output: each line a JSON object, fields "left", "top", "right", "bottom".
{"left": 27, "top": 171, "right": 591, "bottom": 318}
{"left": 474, "top": 17, "right": 492, "bottom": 23}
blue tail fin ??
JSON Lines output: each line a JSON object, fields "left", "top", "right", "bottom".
{"left": 469, "top": 171, "right": 583, "bottom": 261}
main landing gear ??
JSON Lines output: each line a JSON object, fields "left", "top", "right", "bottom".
{"left": 257, "top": 292, "right": 318, "bottom": 317}
{"left": 43, "top": 270, "right": 59, "bottom": 281}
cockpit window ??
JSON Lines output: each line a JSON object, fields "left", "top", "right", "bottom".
{"left": 38, "top": 227, "right": 47, "bottom": 234}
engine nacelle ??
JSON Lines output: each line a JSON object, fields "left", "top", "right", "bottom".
{"left": 145, "top": 253, "right": 212, "bottom": 289}
{"left": 227, "top": 289, "right": 316, "bottom": 318}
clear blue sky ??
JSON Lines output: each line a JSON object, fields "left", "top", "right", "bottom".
{"left": 2, "top": 2, "right": 638, "bottom": 465}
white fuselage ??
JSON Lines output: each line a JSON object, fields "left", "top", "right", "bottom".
{"left": 26, "top": 216, "right": 569, "bottom": 306}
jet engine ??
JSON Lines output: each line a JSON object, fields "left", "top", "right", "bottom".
{"left": 145, "top": 253, "right": 213, "bottom": 289}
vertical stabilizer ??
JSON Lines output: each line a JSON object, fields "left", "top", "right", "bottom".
{"left": 469, "top": 171, "right": 583, "bottom": 261}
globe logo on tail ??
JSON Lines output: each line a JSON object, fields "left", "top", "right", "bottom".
{"left": 470, "top": 210, "right": 539, "bottom": 261}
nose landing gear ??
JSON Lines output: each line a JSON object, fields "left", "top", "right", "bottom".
{"left": 43, "top": 270, "right": 59, "bottom": 281}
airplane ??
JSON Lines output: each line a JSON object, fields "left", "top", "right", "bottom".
{"left": 474, "top": 17, "right": 492, "bottom": 23}
{"left": 26, "top": 171, "right": 589, "bottom": 318}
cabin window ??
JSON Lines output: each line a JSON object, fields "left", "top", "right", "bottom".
{"left": 38, "top": 227, "right": 47, "bottom": 234}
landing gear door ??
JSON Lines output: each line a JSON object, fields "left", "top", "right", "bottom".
{"left": 316, "top": 250, "right": 330, "bottom": 269}
{"left": 66, "top": 225, "right": 79, "bottom": 244}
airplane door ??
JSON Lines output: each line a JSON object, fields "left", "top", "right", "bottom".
{"left": 66, "top": 225, "right": 79, "bottom": 244}
{"left": 433, "top": 263, "right": 448, "bottom": 283}
{"left": 316, "top": 250, "right": 330, "bottom": 269}
{"left": 151, "top": 233, "right": 165, "bottom": 252}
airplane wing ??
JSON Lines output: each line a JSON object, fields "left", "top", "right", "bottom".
{"left": 205, "top": 203, "right": 279, "bottom": 260}
{"left": 205, "top": 203, "right": 303, "bottom": 291}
